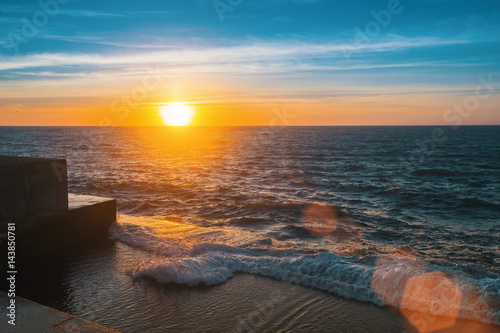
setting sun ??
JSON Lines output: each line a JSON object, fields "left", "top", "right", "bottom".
{"left": 159, "top": 103, "right": 195, "bottom": 126}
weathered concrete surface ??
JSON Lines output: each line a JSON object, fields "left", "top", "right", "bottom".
{"left": 0, "top": 156, "right": 116, "bottom": 258}
{"left": 68, "top": 194, "right": 116, "bottom": 239}
{"left": 0, "top": 155, "right": 68, "bottom": 230}
{"left": 0, "top": 291, "right": 119, "bottom": 333}
{"left": 9, "top": 194, "right": 116, "bottom": 256}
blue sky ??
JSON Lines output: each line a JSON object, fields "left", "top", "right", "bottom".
{"left": 0, "top": 0, "right": 499, "bottom": 125}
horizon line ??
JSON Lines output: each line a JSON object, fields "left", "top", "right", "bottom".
{"left": 0, "top": 124, "right": 499, "bottom": 127}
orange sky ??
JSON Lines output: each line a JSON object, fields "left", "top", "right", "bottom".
{"left": 1, "top": 65, "right": 499, "bottom": 126}
{"left": 1, "top": 0, "right": 499, "bottom": 126}
{"left": 1, "top": 86, "right": 498, "bottom": 126}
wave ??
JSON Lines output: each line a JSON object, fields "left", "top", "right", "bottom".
{"left": 412, "top": 168, "right": 455, "bottom": 176}
{"left": 240, "top": 199, "right": 306, "bottom": 216}
{"left": 458, "top": 197, "right": 500, "bottom": 211}
{"left": 109, "top": 216, "right": 500, "bottom": 326}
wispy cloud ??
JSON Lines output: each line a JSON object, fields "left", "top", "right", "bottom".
{"left": 35, "top": 33, "right": 194, "bottom": 50}
{"left": 0, "top": 36, "right": 469, "bottom": 72}
{"left": 56, "top": 9, "right": 181, "bottom": 18}
{"left": 57, "top": 9, "right": 123, "bottom": 18}
{"left": 0, "top": 6, "right": 181, "bottom": 18}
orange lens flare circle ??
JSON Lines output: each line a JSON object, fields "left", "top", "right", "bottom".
{"left": 302, "top": 203, "right": 338, "bottom": 236}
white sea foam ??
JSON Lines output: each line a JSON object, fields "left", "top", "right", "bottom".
{"left": 109, "top": 216, "right": 500, "bottom": 325}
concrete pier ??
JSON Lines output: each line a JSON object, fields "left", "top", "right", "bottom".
{"left": 0, "top": 155, "right": 116, "bottom": 257}
{"left": 0, "top": 292, "right": 118, "bottom": 332}
{"left": 0, "top": 156, "right": 118, "bottom": 331}
{"left": 68, "top": 194, "right": 117, "bottom": 240}
{"left": 0, "top": 156, "right": 68, "bottom": 231}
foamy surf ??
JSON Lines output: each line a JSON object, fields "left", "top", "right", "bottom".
{"left": 109, "top": 215, "right": 500, "bottom": 326}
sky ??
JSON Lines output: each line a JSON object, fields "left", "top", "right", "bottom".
{"left": 0, "top": 0, "right": 499, "bottom": 126}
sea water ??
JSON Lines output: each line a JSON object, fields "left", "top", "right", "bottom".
{"left": 1, "top": 126, "right": 498, "bottom": 326}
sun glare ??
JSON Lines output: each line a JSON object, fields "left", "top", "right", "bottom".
{"left": 159, "top": 103, "right": 195, "bottom": 126}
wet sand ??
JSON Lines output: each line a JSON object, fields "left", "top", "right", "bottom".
{"left": 8, "top": 240, "right": 500, "bottom": 333}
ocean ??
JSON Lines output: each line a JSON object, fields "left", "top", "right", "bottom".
{"left": 1, "top": 126, "right": 499, "bottom": 332}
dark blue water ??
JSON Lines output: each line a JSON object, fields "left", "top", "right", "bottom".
{"left": 1, "top": 126, "right": 499, "bottom": 324}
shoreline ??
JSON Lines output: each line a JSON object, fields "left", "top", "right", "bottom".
{"left": 6, "top": 238, "right": 499, "bottom": 333}
{"left": 0, "top": 291, "right": 117, "bottom": 332}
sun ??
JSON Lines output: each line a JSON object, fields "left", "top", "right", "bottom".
{"left": 159, "top": 102, "right": 195, "bottom": 126}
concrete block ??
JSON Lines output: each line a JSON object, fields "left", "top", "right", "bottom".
{"left": 0, "top": 156, "right": 116, "bottom": 258}
{"left": 68, "top": 194, "right": 116, "bottom": 240}
{"left": 0, "top": 155, "right": 68, "bottom": 230}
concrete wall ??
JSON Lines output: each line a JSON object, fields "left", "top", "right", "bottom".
{"left": 68, "top": 194, "right": 117, "bottom": 240}
{"left": 0, "top": 155, "right": 116, "bottom": 258}
{"left": 0, "top": 155, "right": 68, "bottom": 230}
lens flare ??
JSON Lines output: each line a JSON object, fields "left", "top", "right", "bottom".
{"left": 303, "top": 203, "right": 338, "bottom": 236}
{"left": 401, "top": 271, "right": 463, "bottom": 332}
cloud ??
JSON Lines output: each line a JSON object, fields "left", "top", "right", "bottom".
{"left": 57, "top": 9, "right": 123, "bottom": 18}
{"left": 292, "top": 0, "right": 324, "bottom": 3}
{"left": 56, "top": 10, "right": 181, "bottom": 18}
{"left": 0, "top": 4, "right": 180, "bottom": 19}
{"left": 0, "top": 35, "right": 468, "bottom": 72}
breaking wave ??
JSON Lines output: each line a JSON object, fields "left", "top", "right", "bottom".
{"left": 109, "top": 217, "right": 500, "bottom": 325}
